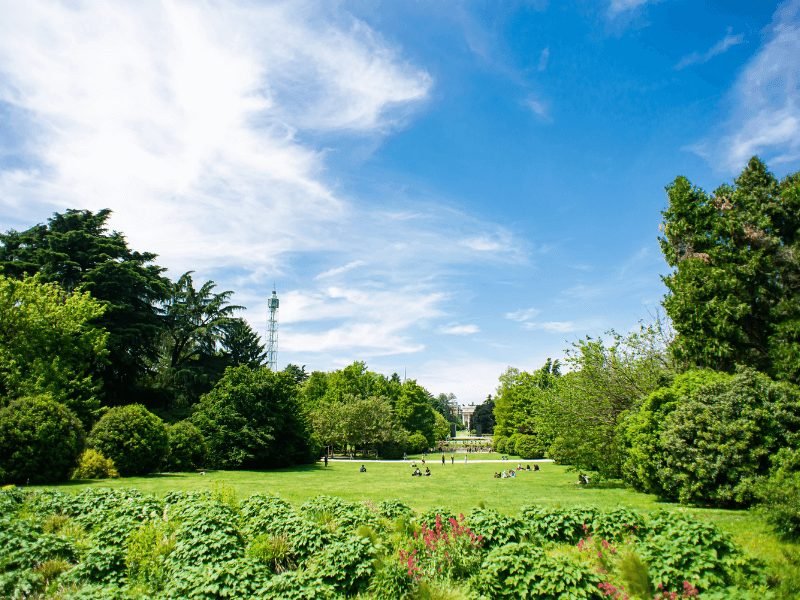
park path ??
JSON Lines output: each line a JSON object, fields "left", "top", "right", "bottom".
{"left": 324, "top": 458, "right": 555, "bottom": 464}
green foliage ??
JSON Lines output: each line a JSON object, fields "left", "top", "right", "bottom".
{"left": 472, "top": 397, "right": 495, "bottom": 434}
{"left": 377, "top": 499, "right": 414, "bottom": 520}
{"left": 754, "top": 447, "right": 800, "bottom": 539}
{"left": 157, "top": 271, "right": 243, "bottom": 405}
{"left": 88, "top": 404, "right": 168, "bottom": 476}
{"left": 471, "top": 542, "right": 602, "bottom": 599}
{"left": 621, "top": 369, "right": 731, "bottom": 496}
{"left": 514, "top": 434, "right": 545, "bottom": 459}
{"left": 0, "top": 488, "right": 771, "bottom": 599}
{"left": 0, "top": 275, "right": 107, "bottom": 425}
{"left": 308, "top": 535, "right": 375, "bottom": 595}
{"left": 639, "top": 511, "right": 750, "bottom": 593}
{"left": 72, "top": 448, "right": 119, "bottom": 479}
{"left": 660, "top": 158, "right": 800, "bottom": 383}
{"left": 658, "top": 369, "right": 800, "bottom": 506}
{"left": 220, "top": 317, "right": 267, "bottom": 368}
{"left": 126, "top": 518, "right": 176, "bottom": 589}
{"left": 551, "top": 326, "right": 671, "bottom": 479}
{"left": 465, "top": 508, "right": 524, "bottom": 549}
{"left": 0, "top": 395, "right": 85, "bottom": 484}
{"left": 396, "top": 379, "right": 437, "bottom": 446}
{"left": 407, "top": 431, "right": 430, "bottom": 453}
{"left": 0, "top": 209, "right": 169, "bottom": 405}
{"left": 492, "top": 435, "right": 507, "bottom": 454}
{"left": 165, "top": 420, "right": 207, "bottom": 471}
{"left": 494, "top": 359, "right": 561, "bottom": 440}
{"left": 192, "top": 365, "right": 316, "bottom": 469}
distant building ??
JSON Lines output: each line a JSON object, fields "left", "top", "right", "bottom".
{"left": 461, "top": 403, "right": 478, "bottom": 431}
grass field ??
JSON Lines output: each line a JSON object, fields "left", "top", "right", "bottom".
{"left": 40, "top": 459, "right": 798, "bottom": 567}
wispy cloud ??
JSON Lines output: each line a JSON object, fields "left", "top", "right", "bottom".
{"left": 0, "top": 1, "right": 430, "bottom": 275}
{"left": 691, "top": 0, "right": 800, "bottom": 171}
{"left": 675, "top": 28, "right": 744, "bottom": 70}
{"left": 524, "top": 94, "right": 551, "bottom": 121}
{"left": 522, "top": 320, "right": 577, "bottom": 333}
{"left": 439, "top": 324, "right": 480, "bottom": 336}
{"left": 537, "top": 47, "right": 550, "bottom": 72}
{"left": 505, "top": 307, "right": 541, "bottom": 322}
{"left": 608, "top": 0, "right": 653, "bottom": 17}
{"left": 315, "top": 260, "right": 366, "bottom": 280}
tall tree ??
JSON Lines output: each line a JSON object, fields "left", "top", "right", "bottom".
{"left": 0, "top": 209, "right": 168, "bottom": 403}
{"left": 157, "top": 272, "right": 242, "bottom": 405}
{"left": 660, "top": 158, "right": 800, "bottom": 382}
{"left": 472, "top": 395, "right": 496, "bottom": 435}
{"left": 221, "top": 318, "right": 266, "bottom": 368}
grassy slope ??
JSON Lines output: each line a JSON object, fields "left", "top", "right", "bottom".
{"left": 41, "top": 460, "right": 796, "bottom": 564}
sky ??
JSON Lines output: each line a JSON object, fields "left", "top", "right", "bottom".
{"left": 1, "top": 0, "right": 799, "bottom": 405}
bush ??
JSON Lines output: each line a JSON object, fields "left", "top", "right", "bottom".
{"left": 492, "top": 436, "right": 507, "bottom": 454}
{"left": 514, "top": 434, "right": 545, "bottom": 459}
{"left": 72, "top": 449, "right": 119, "bottom": 479}
{"left": 164, "top": 420, "right": 207, "bottom": 472}
{"left": 0, "top": 395, "right": 85, "bottom": 484}
{"left": 754, "top": 447, "right": 800, "bottom": 539}
{"left": 88, "top": 404, "right": 168, "bottom": 476}
{"left": 406, "top": 432, "right": 429, "bottom": 454}
{"left": 658, "top": 369, "right": 800, "bottom": 507}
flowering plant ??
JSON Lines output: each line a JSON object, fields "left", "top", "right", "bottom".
{"left": 399, "top": 514, "right": 484, "bottom": 581}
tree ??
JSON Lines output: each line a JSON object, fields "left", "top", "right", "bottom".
{"left": 0, "top": 275, "right": 107, "bottom": 426}
{"left": 0, "top": 395, "right": 85, "bottom": 484}
{"left": 431, "top": 392, "right": 459, "bottom": 424}
{"left": 157, "top": 272, "right": 242, "bottom": 405}
{"left": 0, "top": 209, "right": 169, "bottom": 403}
{"left": 221, "top": 318, "right": 266, "bottom": 368}
{"left": 660, "top": 158, "right": 800, "bottom": 383}
{"left": 88, "top": 404, "right": 169, "bottom": 476}
{"left": 472, "top": 396, "right": 496, "bottom": 435}
{"left": 395, "top": 380, "right": 437, "bottom": 446}
{"left": 192, "top": 366, "right": 316, "bottom": 469}
{"left": 548, "top": 326, "right": 671, "bottom": 479}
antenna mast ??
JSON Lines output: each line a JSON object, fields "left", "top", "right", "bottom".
{"left": 266, "top": 288, "right": 279, "bottom": 370}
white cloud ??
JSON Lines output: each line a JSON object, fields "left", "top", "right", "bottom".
{"left": 693, "top": 0, "right": 800, "bottom": 171}
{"left": 675, "top": 29, "right": 744, "bottom": 70}
{"left": 505, "top": 307, "right": 541, "bottom": 322}
{"left": 0, "top": 0, "right": 431, "bottom": 275}
{"left": 439, "top": 324, "right": 480, "bottom": 336}
{"left": 524, "top": 94, "right": 551, "bottom": 121}
{"left": 608, "top": 0, "right": 652, "bottom": 16}
{"left": 523, "top": 320, "right": 577, "bottom": 333}
{"left": 314, "top": 260, "right": 366, "bottom": 280}
{"left": 537, "top": 47, "right": 550, "bottom": 72}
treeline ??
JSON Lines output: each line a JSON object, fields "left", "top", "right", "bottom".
{"left": 0, "top": 210, "right": 457, "bottom": 484}
{"left": 493, "top": 158, "right": 800, "bottom": 537}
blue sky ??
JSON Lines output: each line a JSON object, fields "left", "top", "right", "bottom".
{"left": 1, "top": 0, "right": 799, "bottom": 404}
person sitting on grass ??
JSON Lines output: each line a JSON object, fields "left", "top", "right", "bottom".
{"left": 494, "top": 472, "right": 501, "bottom": 478}
{"left": 526, "top": 464, "right": 531, "bottom": 471}
{"left": 412, "top": 468, "right": 422, "bottom": 477}
{"left": 534, "top": 464, "right": 540, "bottom": 471}
{"left": 577, "top": 473, "right": 589, "bottom": 485}
{"left": 510, "top": 469, "right": 516, "bottom": 478}
{"left": 360, "top": 465, "right": 367, "bottom": 473}
{"left": 424, "top": 467, "right": 431, "bottom": 477}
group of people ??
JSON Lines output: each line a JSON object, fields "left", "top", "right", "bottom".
{"left": 493, "top": 463, "right": 540, "bottom": 479}
{"left": 411, "top": 463, "right": 431, "bottom": 477}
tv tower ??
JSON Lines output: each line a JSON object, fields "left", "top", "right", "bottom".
{"left": 266, "top": 288, "right": 279, "bottom": 370}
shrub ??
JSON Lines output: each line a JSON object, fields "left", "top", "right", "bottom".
{"left": 514, "top": 434, "right": 545, "bottom": 459}
{"left": 492, "top": 436, "right": 507, "bottom": 454}
{"left": 407, "top": 432, "right": 429, "bottom": 454}
{"left": 471, "top": 542, "right": 602, "bottom": 599}
{"left": 88, "top": 404, "right": 168, "bottom": 476}
{"left": 72, "top": 449, "right": 119, "bottom": 479}
{"left": 308, "top": 535, "right": 375, "bottom": 595}
{"left": 0, "top": 395, "right": 85, "bottom": 484}
{"left": 164, "top": 420, "right": 207, "bottom": 472}
{"left": 754, "top": 447, "right": 800, "bottom": 539}
{"left": 658, "top": 369, "right": 800, "bottom": 507}
{"left": 403, "top": 513, "right": 485, "bottom": 581}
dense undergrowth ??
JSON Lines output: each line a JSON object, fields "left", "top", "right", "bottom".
{"left": 0, "top": 486, "right": 797, "bottom": 599}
